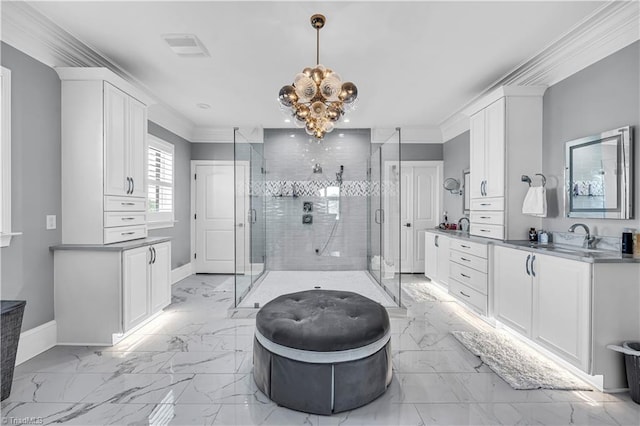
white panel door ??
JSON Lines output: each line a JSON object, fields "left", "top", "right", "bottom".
{"left": 469, "top": 110, "right": 486, "bottom": 199}
{"left": 400, "top": 162, "right": 441, "bottom": 273}
{"left": 104, "top": 83, "right": 128, "bottom": 197}
{"left": 128, "top": 97, "right": 147, "bottom": 198}
{"left": 122, "top": 246, "right": 150, "bottom": 331}
{"left": 195, "top": 164, "right": 236, "bottom": 273}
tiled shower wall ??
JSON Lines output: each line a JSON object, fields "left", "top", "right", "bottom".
{"left": 264, "top": 128, "right": 371, "bottom": 270}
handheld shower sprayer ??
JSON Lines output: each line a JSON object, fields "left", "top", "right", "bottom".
{"left": 336, "top": 165, "right": 344, "bottom": 185}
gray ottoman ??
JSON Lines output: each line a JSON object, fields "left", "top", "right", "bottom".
{"left": 253, "top": 290, "right": 392, "bottom": 415}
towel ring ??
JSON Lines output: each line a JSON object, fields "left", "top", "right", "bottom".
{"left": 521, "top": 174, "right": 546, "bottom": 187}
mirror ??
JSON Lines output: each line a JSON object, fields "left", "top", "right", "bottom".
{"left": 463, "top": 169, "right": 470, "bottom": 214}
{"left": 565, "top": 126, "right": 633, "bottom": 219}
{"left": 443, "top": 177, "right": 461, "bottom": 194}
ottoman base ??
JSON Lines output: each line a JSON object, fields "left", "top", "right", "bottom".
{"left": 253, "top": 337, "right": 392, "bottom": 415}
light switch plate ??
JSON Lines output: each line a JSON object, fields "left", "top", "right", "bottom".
{"left": 46, "top": 215, "right": 56, "bottom": 230}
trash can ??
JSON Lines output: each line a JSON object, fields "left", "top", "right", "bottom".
{"left": 1, "top": 300, "right": 26, "bottom": 401}
{"left": 608, "top": 341, "right": 640, "bottom": 404}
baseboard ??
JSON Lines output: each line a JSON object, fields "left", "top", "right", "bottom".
{"left": 171, "top": 263, "right": 193, "bottom": 284}
{"left": 15, "top": 320, "right": 57, "bottom": 366}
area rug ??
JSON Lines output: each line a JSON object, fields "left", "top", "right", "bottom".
{"left": 452, "top": 330, "right": 592, "bottom": 390}
{"left": 402, "top": 281, "right": 453, "bottom": 303}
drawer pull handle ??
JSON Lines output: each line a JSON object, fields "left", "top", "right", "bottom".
{"left": 460, "top": 291, "right": 471, "bottom": 298}
{"left": 480, "top": 229, "right": 491, "bottom": 232}
{"left": 480, "top": 203, "right": 491, "bottom": 206}
{"left": 121, "top": 202, "right": 136, "bottom": 206}
{"left": 480, "top": 216, "right": 491, "bottom": 219}
{"left": 460, "top": 273, "right": 471, "bottom": 279}
{"left": 121, "top": 217, "right": 136, "bottom": 221}
{"left": 460, "top": 245, "right": 470, "bottom": 248}
{"left": 121, "top": 232, "right": 135, "bottom": 236}
{"left": 460, "top": 257, "right": 471, "bottom": 262}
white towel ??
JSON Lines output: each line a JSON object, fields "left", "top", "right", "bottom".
{"left": 522, "top": 186, "right": 547, "bottom": 217}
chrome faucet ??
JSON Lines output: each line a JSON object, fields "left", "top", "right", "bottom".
{"left": 458, "top": 217, "right": 470, "bottom": 232}
{"left": 568, "top": 223, "right": 597, "bottom": 249}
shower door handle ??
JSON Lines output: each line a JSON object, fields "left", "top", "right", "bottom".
{"left": 374, "top": 209, "right": 383, "bottom": 224}
{"left": 251, "top": 209, "right": 257, "bottom": 224}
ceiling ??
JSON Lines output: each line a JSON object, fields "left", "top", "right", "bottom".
{"left": 20, "top": 1, "right": 608, "bottom": 135}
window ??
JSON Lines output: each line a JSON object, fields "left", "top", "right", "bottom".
{"left": 147, "top": 135, "right": 174, "bottom": 228}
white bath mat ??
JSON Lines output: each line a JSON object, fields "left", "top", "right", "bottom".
{"left": 452, "top": 330, "right": 592, "bottom": 391}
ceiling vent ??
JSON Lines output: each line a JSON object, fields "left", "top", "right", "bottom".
{"left": 162, "top": 34, "right": 209, "bottom": 57}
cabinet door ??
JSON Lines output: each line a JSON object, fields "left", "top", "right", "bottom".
{"left": 424, "top": 233, "right": 437, "bottom": 280}
{"left": 104, "top": 83, "right": 129, "bottom": 197}
{"left": 469, "top": 111, "right": 486, "bottom": 199}
{"left": 532, "top": 254, "right": 591, "bottom": 370}
{"left": 123, "top": 246, "right": 150, "bottom": 331}
{"left": 484, "top": 98, "right": 505, "bottom": 198}
{"left": 128, "top": 97, "right": 147, "bottom": 198}
{"left": 150, "top": 242, "right": 172, "bottom": 313}
{"left": 436, "top": 235, "right": 450, "bottom": 288}
{"left": 493, "top": 246, "right": 532, "bottom": 336}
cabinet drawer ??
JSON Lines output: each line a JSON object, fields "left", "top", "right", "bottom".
{"left": 449, "top": 261, "right": 487, "bottom": 294}
{"left": 449, "top": 250, "right": 488, "bottom": 273}
{"left": 449, "top": 239, "right": 488, "bottom": 259}
{"left": 470, "top": 197, "right": 504, "bottom": 211}
{"left": 470, "top": 223, "right": 504, "bottom": 240}
{"left": 104, "top": 225, "right": 147, "bottom": 244}
{"left": 449, "top": 279, "right": 487, "bottom": 315}
{"left": 104, "top": 212, "right": 146, "bottom": 228}
{"left": 470, "top": 211, "right": 504, "bottom": 225}
{"left": 104, "top": 196, "right": 146, "bottom": 212}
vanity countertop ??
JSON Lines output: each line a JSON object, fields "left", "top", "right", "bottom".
{"left": 50, "top": 236, "right": 171, "bottom": 252}
{"left": 427, "top": 228, "right": 639, "bottom": 263}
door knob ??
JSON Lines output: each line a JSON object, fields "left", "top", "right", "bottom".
{"left": 403, "top": 223, "right": 411, "bottom": 227}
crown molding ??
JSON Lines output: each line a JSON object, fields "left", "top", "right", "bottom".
{"left": 440, "top": 113, "right": 470, "bottom": 143}
{"left": 148, "top": 104, "right": 195, "bottom": 142}
{"left": 400, "top": 127, "right": 443, "bottom": 144}
{"left": 1, "top": 1, "right": 193, "bottom": 141}
{"left": 439, "top": 1, "right": 640, "bottom": 139}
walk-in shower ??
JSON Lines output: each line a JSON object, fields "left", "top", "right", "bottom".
{"left": 232, "top": 128, "right": 402, "bottom": 308}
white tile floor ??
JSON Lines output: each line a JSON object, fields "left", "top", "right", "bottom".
{"left": 1, "top": 273, "right": 638, "bottom": 425}
{"left": 237, "top": 270, "right": 396, "bottom": 308}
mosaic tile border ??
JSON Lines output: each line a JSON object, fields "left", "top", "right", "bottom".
{"left": 249, "top": 181, "right": 398, "bottom": 197}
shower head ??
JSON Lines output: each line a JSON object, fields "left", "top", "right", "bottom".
{"left": 313, "top": 163, "right": 322, "bottom": 174}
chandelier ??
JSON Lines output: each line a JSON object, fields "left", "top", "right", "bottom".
{"left": 278, "top": 14, "right": 358, "bottom": 140}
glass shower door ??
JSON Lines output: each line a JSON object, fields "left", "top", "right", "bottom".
{"left": 233, "top": 128, "right": 266, "bottom": 307}
{"left": 368, "top": 129, "right": 402, "bottom": 305}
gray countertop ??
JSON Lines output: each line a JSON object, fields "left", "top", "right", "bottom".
{"left": 426, "top": 228, "right": 639, "bottom": 264}
{"left": 50, "top": 237, "right": 171, "bottom": 252}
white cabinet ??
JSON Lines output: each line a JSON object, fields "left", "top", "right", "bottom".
{"left": 466, "top": 86, "right": 546, "bottom": 240}
{"left": 469, "top": 98, "right": 505, "bottom": 200}
{"left": 494, "top": 245, "right": 590, "bottom": 370}
{"left": 448, "top": 239, "right": 489, "bottom": 315}
{"left": 532, "top": 253, "right": 590, "bottom": 370}
{"left": 104, "top": 83, "right": 146, "bottom": 198}
{"left": 54, "top": 239, "right": 172, "bottom": 345}
{"left": 150, "top": 242, "right": 172, "bottom": 313}
{"left": 493, "top": 245, "right": 533, "bottom": 335}
{"left": 424, "top": 232, "right": 449, "bottom": 288}
{"left": 57, "top": 68, "right": 149, "bottom": 244}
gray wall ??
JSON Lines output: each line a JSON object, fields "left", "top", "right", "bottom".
{"left": 372, "top": 143, "right": 443, "bottom": 161}
{"left": 442, "top": 131, "right": 470, "bottom": 222}
{"left": 1, "top": 42, "right": 61, "bottom": 331}
{"left": 541, "top": 41, "right": 640, "bottom": 237}
{"left": 191, "top": 143, "right": 234, "bottom": 160}
{"left": 148, "top": 122, "right": 192, "bottom": 269}
{"left": 264, "top": 128, "right": 370, "bottom": 271}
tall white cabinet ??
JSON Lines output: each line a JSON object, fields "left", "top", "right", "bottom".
{"left": 56, "top": 68, "right": 150, "bottom": 244}
{"left": 465, "top": 86, "right": 546, "bottom": 241}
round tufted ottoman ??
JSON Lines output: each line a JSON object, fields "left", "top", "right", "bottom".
{"left": 253, "top": 290, "right": 392, "bottom": 415}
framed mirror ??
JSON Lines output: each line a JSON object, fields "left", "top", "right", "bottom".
{"left": 564, "top": 126, "right": 633, "bottom": 219}
{"left": 462, "top": 169, "right": 470, "bottom": 214}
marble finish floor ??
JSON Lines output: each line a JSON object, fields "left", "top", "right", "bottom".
{"left": 1, "top": 273, "right": 638, "bottom": 425}
{"left": 237, "top": 270, "right": 396, "bottom": 308}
